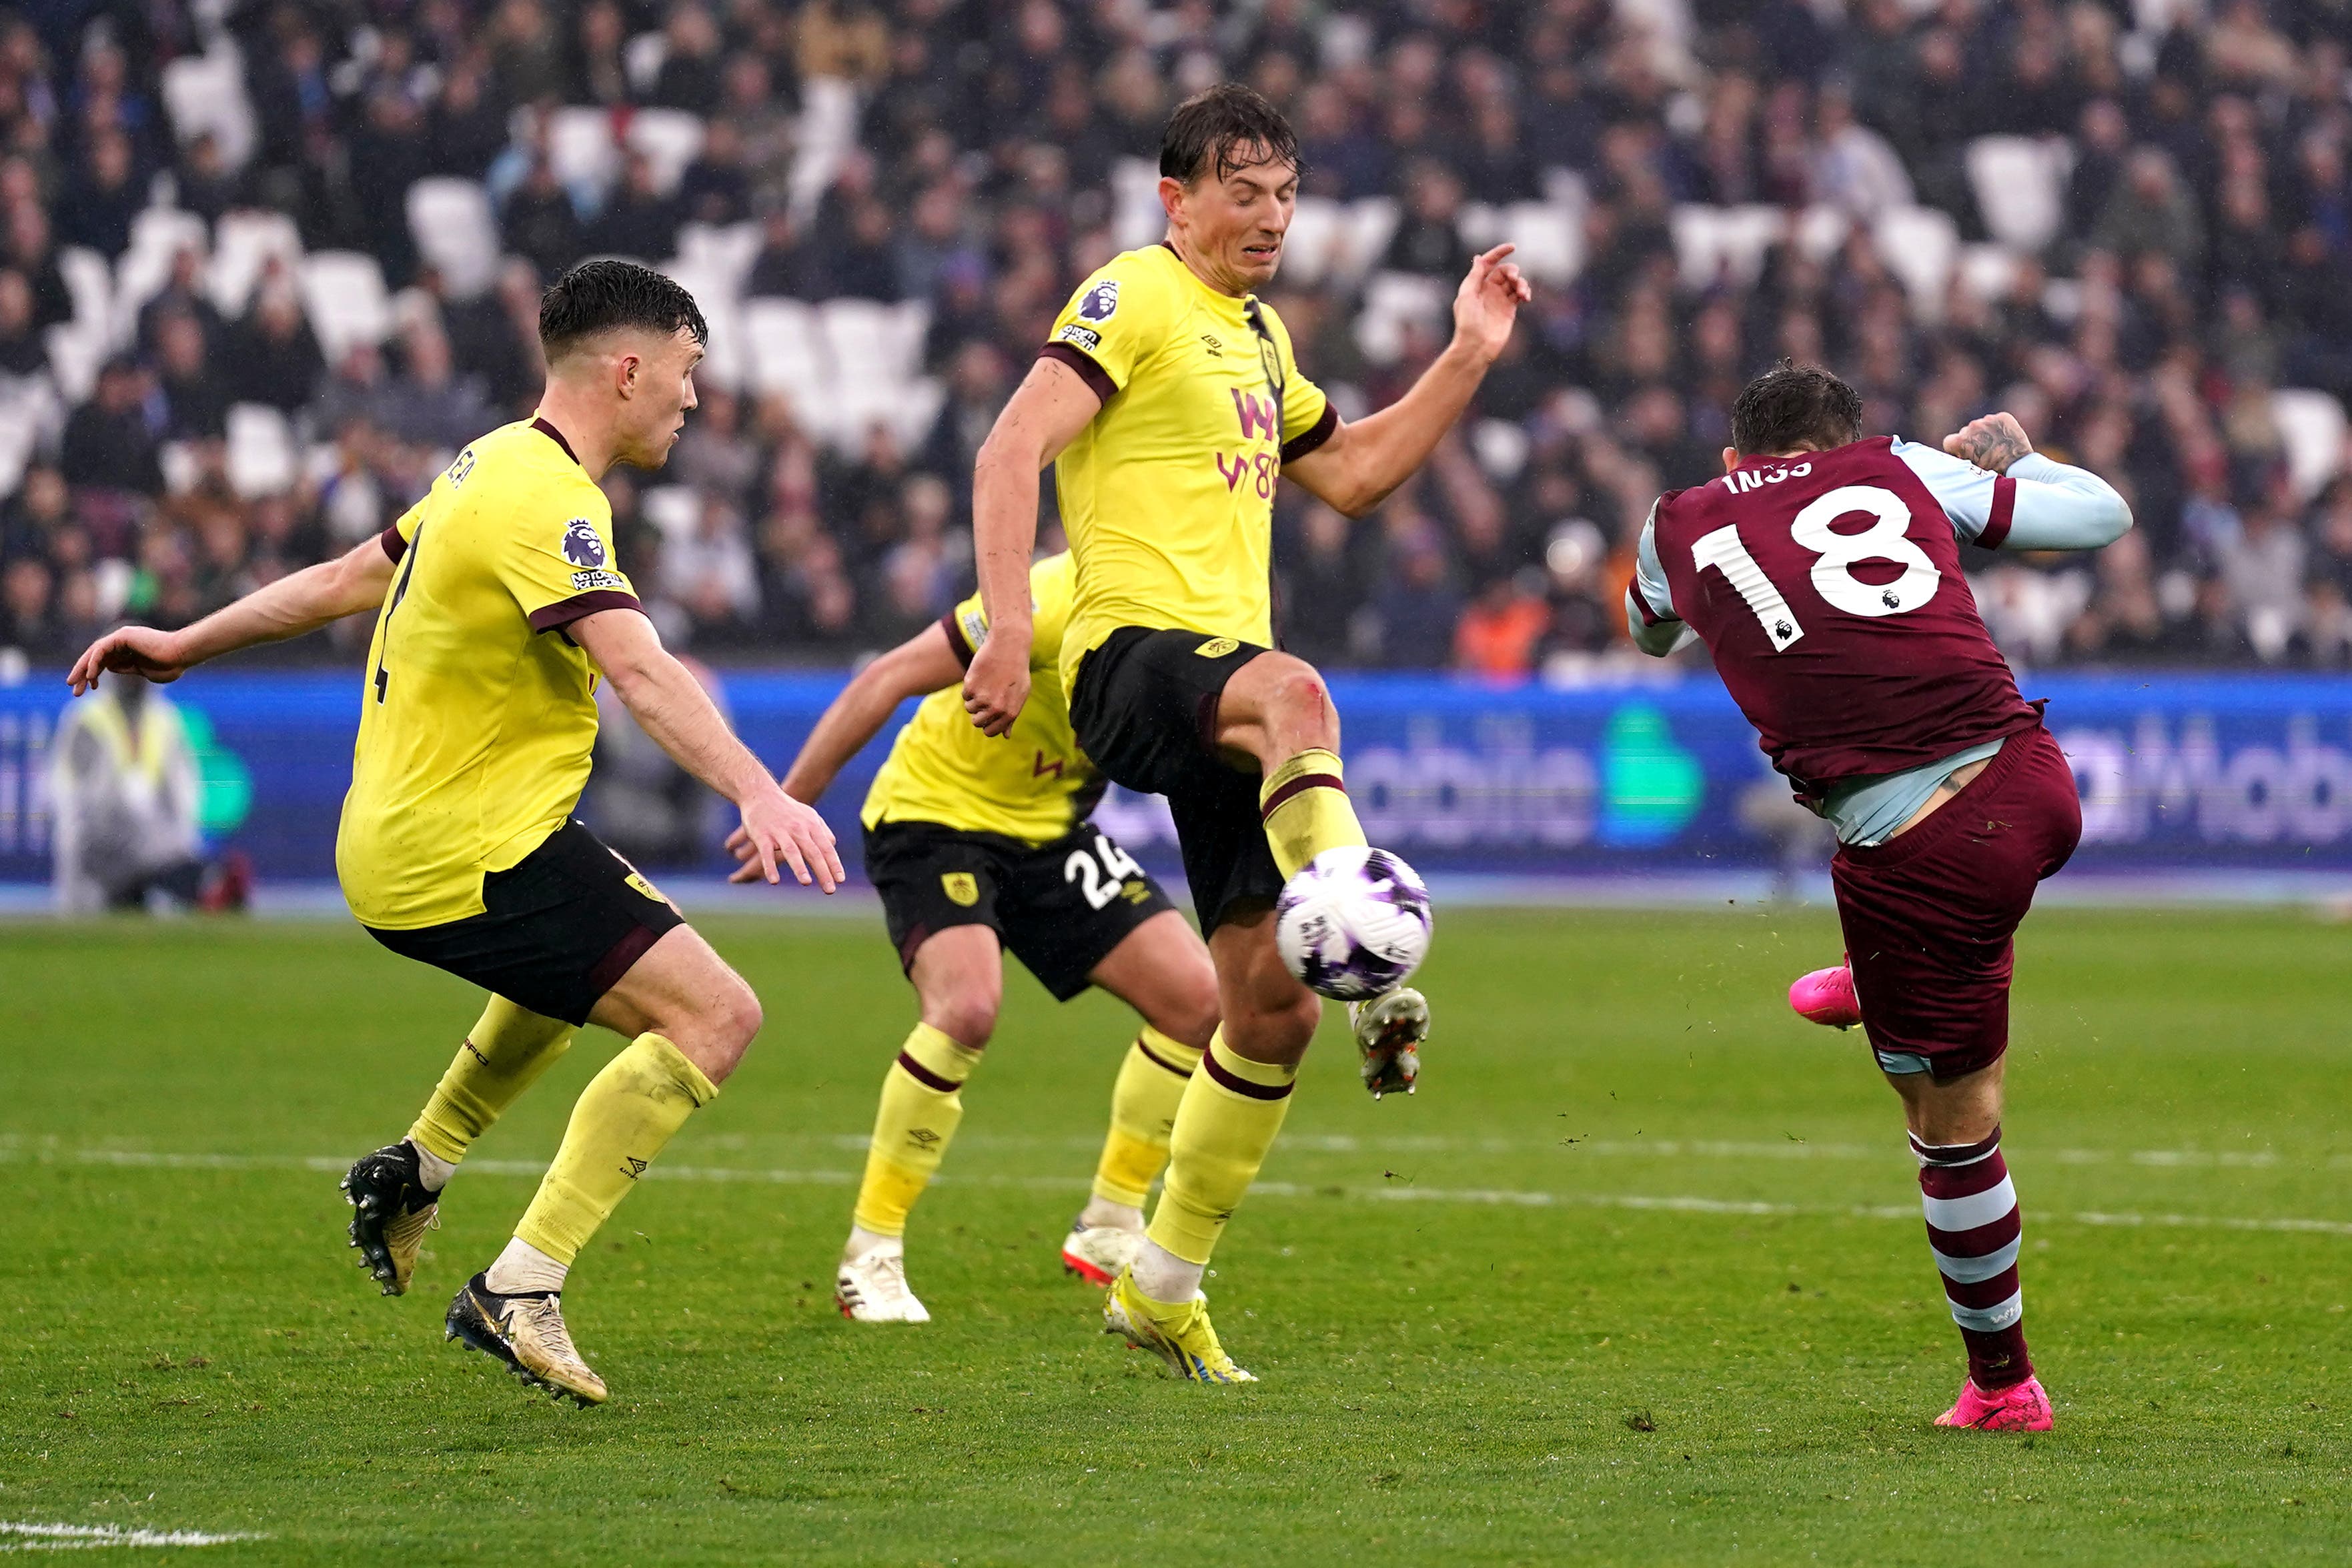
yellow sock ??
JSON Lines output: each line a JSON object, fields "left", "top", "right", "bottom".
{"left": 512, "top": 1032, "right": 717, "bottom": 1266}
{"left": 1092, "top": 1026, "right": 1206, "bottom": 1207}
{"left": 1259, "top": 747, "right": 1365, "bottom": 880}
{"left": 851, "top": 1022, "right": 985, "bottom": 1238}
{"left": 1144, "top": 1029, "right": 1296, "bottom": 1266}
{"left": 407, "top": 998, "right": 576, "bottom": 1165}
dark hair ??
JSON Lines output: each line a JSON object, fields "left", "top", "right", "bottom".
{"left": 1730, "top": 360, "right": 1864, "bottom": 455}
{"left": 1159, "top": 84, "right": 1301, "bottom": 185}
{"left": 538, "top": 257, "right": 708, "bottom": 361}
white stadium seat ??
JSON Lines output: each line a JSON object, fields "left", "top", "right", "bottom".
{"left": 624, "top": 33, "right": 668, "bottom": 98}
{"left": 406, "top": 178, "right": 501, "bottom": 299}
{"left": 1967, "top": 135, "right": 2075, "bottom": 254}
{"left": 1672, "top": 205, "right": 1786, "bottom": 290}
{"left": 547, "top": 106, "right": 620, "bottom": 195}
{"left": 1280, "top": 195, "right": 1345, "bottom": 287}
{"left": 45, "top": 322, "right": 102, "bottom": 404}
{"left": 1339, "top": 197, "right": 1399, "bottom": 287}
{"left": 2271, "top": 389, "right": 2350, "bottom": 502}
{"left": 788, "top": 77, "right": 862, "bottom": 221}
{"left": 56, "top": 247, "right": 111, "bottom": 335}
{"left": 207, "top": 210, "right": 304, "bottom": 317}
{"left": 1458, "top": 199, "right": 1583, "bottom": 286}
{"left": 298, "top": 251, "right": 392, "bottom": 362}
{"left": 658, "top": 255, "right": 746, "bottom": 392}
{"left": 226, "top": 403, "right": 296, "bottom": 498}
{"left": 159, "top": 43, "right": 256, "bottom": 171}
{"left": 742, "top": 295, "right": 826, "bottom": 400}
{"left": 1354, "top": 269, "right": 1449, "bottom": 364}
{"left": 676, "top": 221, "right": 762, "bottom": 295}
{"left": 1872, "top": 206, "right": 1959, "bottom": 317}
{"left": 1958, "top": 243, "right": 2022, "bottom": 302}
{"left": 625, "top": 109, "right": 706, "bottom": 196}
{"left": 1110, "top": 157, "right": 1165, "bottom": 253}
{"left": 1791, "top": 203, "right": 1851, "bottom": 263}
{"left": 640, "top": 484, "right": 700, "bottom": 544}
{"left": 113, "top": 208, "right": 209, "bottom": 341}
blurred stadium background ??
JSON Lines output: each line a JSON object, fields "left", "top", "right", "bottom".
{"left": 7, "top": 0, "right": 2352, "bottom": 900}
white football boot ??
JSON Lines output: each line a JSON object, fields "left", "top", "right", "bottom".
{"left": 1349, "top": 986, "right": 1429, "bottom": 1098}
{"left": 1060, "top": 1214, "right": 1143, "bottom": 1286}
{"left": 836, "top": 1240, "right": 931, "bottom": 1323}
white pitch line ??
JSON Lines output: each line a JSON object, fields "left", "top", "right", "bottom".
{"left": 9, "top": 1145, "right": 2350, "bottom": 1238}
{"left": 0, "top": 1521, "right": 263, "bottom": 1552}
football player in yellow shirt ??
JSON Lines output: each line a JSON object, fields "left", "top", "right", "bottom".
{"left": 724, "top": 552, "right": 1217, "bottom": 1323}
{"left": 963, "top": 86, "right": 1528, "bottom": 1381}
{"left": 67, "top": 260, "right": 841, "bottom": 1406}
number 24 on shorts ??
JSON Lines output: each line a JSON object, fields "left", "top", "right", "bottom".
{"left": 1065, "top": 834, "right": 1145, "bottom": 910}
{"left": 1693, "top": 482, "right": 1940, "bottom": 652}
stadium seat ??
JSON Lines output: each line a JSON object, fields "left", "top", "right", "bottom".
{"left": 112, "top": 208, "right": 210, "bottom": 342}
{"left": 159, "top": 42, "right": 256, "bottom": 171}
{"left": 0, "top": 377, "right": 52, "bottom": 498}
{"left": 1966, "top": 136, "right": 2074, "bottom": 255}
{"left": 742, "top": 295, "right": 826, "bottom": 402}
{"left": 658, "top": 256, "right": 746, "bottom": 392}
{"left": 1672, "top": 205, "right": 1786, "bottom": 290}
{"left": 640, "top": 483, "right": 700, "bottom": 543}
{"left": 623, "top": 32, "right": 667, "bottom": 98}
{"left": 43, "top": 321, "right": 101, "bottom": 405}
{"left": 1792, "top": 204, "right": 1851, "bottom": 263}
{"left": 1872, "top": 207, "right": 1959, "bottom": 316}
{"left": 1473, "top": 417, "right": 1530, "bottom": 482}
{"left": 1281, "top": 195, "right": 1345, "bottom": 286}
{"left": 298, "top": 252, "right": 393, "bottom": 363}
{"left": 1498, "top": 200, "right": 1583, "bottom": 285}
{"left": 1110, "top": 157, "right": 1164, "bottom": 253}
{"left": 207, "top": 210, "right": 304, "bottom": 317}
{"left": 226, "top": 403, "right": 297, "bottom": 498}
{"left": 406, "top": 178, "right": 501, "bottom": 299}
{"left": 55, "top": 247, "right": 111, "bottom": 337}
{"left": 548, "top": 105, "right": 620, "bottom": 195}
{"left": 788, "top": 77, "right": 861, "bottom": 219}
{"left": 676, "top": 221, "right": 762, "bottom": 296}
{"left": 1339, "top": 197, "right": 1399, "bottom": 287}
{"left": 1355, "top": 270, "right": 1449, "bottom": 364}
{"left": 1958, "top": 243, "right": 2021, "bottom": 302}
{"left": 2271, "top": 389, "right": 2349, "bottom": 502}
{"left": 626, "top": 109, "right": 705, "bottom": 196}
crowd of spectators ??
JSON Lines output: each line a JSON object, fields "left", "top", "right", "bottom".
{"left": 6, "top": 0, "right": 2352, "bottom": 678}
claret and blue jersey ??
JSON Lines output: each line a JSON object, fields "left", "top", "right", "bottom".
{"left": 1628, "top": 435, "right": 2131, "bottom": 844}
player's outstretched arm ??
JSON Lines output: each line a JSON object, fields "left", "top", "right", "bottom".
{"left": 1285, "top": 244, "right": 1530, "bottom": 518}
{"left": 573, "top": 606, "right": 842, "bottom": 893}
{"left": 1935, "top": 413, "right": 2133, "bottom": 552}
{"left": 66, "top": 535, "right": 398, "bottom": 694}
{"left": 724, "top": 622, "right": 965, "bottom": 883}
{"left": 965, "top": 356, "right": 1101, "bottom": 737}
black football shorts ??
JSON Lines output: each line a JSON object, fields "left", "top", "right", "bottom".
{"left": 1067, "top": 626, "right": 1285, "bottom": 934}
{"left": 863, "top": 819, "right": 1178, "bottom": 1000}
{"left": 362, "top": 819, "right": 685, "bottom": 1026}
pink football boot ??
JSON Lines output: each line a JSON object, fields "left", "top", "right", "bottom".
{"left": 1788, "top": 962, "right": 1862, "bottom": 1029}
{"left": 1936, "top": 1375, "right": 2054, "bottom": 1432}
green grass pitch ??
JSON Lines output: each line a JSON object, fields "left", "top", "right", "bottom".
{"left": 2, "top": 906, "right": 2348, "bottom": 1565}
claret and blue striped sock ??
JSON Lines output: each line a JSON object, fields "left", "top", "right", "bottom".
{"left": 1914, "top": 1126, "right": 2034, "bottom": 1389}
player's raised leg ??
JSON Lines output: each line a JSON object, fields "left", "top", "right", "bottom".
{"left": 1217, "top": 652, "right": 1427, "bottom": 1086}
{"left": 838, "top": 924, "right": 999, "bottom": 1324}
{"left": 446, "top": 925, "right": 757, "bottom": 1405}
{"left": 345, "top": 997, "right": 575, "bottom": 1295}
{"left": 1065, "top": 909, "right": 1218, "bottom": 1284}
{"left": 1110, "top": 906, "right": 1317, "bottom": 1382}
{"left": 1886, "top": 1059, "right": 2051, "bottom": 1432}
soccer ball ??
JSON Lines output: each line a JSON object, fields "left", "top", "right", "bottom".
{"left": 1274, "top": 846, "right": 1433, "bottom": 1000}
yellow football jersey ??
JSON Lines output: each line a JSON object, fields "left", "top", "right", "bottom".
{"left": 860, "top": 552, "right": 1096, "bottom": 844}
{"left": 336, "top": 418, "right": 638, "bottom": 929}
{"left": 1041, "top": 243, "right": 1335, "bottom": 696}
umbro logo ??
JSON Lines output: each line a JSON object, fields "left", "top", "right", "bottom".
{"left": 620, "top": 1156, "right": 649, "bottom": 1180}
{"left": 908, "top": 1128, "right": 941, "bottom": 1147}
{"left": 1200, "top": 333, "right": 1224, "bottom": 357}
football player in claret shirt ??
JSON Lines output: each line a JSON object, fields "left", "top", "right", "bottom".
{"left": 68, "top": 259, "right": 842, "bottom": 1406}
{"left": 1628, "top": 363, "right": 2131, "bottom": 1431}
{"left": 961, "top": 85, "right": 1528, "bottom": 1381}
{"left": 724, "top": 552, "right": 1221, "bottom": 1322}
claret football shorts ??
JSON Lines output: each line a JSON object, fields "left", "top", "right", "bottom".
{"left": 863, "top": 819, "right": 1177, "bottom": 1000}
{"left": 362, "top": 820, "right": 685, "bottom": 1026}
{"left": 1830, "top": 725, "right": 2083, "bottom": 1081}
{"left": 1067, "top": 626, "right": 1287, "bottom": 933}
